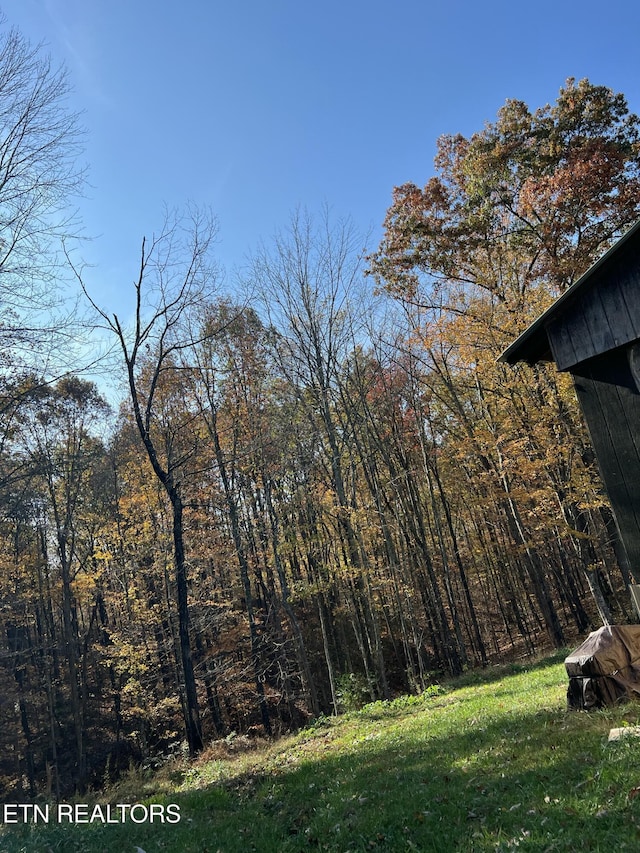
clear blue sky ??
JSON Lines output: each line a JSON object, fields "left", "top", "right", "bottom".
{"left": 1, "top": 0, "right": 640, "bottom": 314}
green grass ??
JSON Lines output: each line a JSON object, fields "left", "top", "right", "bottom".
{"left": 5, "top": 653, "right": 640, "bottom": 851}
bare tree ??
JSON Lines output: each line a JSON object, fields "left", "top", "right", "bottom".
{"left": 251, "top": 208, "right": 391, "bottom": 700}
{"left": 81, "top": 206, "right": 219, "bottom": 755}
{"left": 0, "top": 16, "right": 84, "bottom": 357}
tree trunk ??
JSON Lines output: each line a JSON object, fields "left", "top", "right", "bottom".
{"left": 170, "top": 488, "right": 203, "bottom": 754}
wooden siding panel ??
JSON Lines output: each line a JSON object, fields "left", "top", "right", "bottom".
{"left": 598, "top": 270, "right": 637, "bottom": 348}
{"left": 548, "top": 261, "right": 640, "bottom": 371}
{"left": 547, "top": 316, "right": 579, "bottom": 371}
{"left": 583, "top": 286, "right": 616, "bottom": 354}
{"left": 501, "top": 221, "right": 640, "bottom": 368}
{"left": 573, "top": 351, "right": 640, "bottom": 571}
{"left": 561, "top": 303, "right": 595, "bottom": 366}
{"left": 614, "top": 259, "right": 640, "bottom": 339}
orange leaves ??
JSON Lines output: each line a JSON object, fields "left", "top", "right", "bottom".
{"left": 371, "top": 78, "right": 640, "bottom": 312}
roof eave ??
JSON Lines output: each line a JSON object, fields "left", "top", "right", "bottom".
{"left": 498, "top": 219, "right": 640, "bottom": 367}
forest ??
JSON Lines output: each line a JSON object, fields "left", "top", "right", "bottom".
{"left": 1, "top": 18, "right": 640, "bottom": 800}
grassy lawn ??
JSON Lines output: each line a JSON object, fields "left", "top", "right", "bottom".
{"left": 4, "top": 652, "right": 640, "bottom": 852}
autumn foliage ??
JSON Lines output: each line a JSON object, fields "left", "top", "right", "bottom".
{"left": 0, "top": 79, "right": 639, "bottom": 798}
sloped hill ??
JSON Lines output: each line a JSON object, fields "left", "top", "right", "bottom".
{"left": 4, "top": 654, "right": 640, "bottom": 852}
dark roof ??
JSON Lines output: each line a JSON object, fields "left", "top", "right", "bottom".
{"left": 499, "top": 219, "right": 640, "bottom": 366}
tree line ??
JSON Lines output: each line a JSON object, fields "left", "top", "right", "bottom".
{"left": 0, "top": 17, "right": 638, "bottom": 797}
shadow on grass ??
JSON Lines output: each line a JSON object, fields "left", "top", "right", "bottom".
{"left": 4, "top": 653, "right": 638, "bottom": 853}
{"left": 6, "top": 698, "right": 640, "bottom": 852}
{"left": 445, "top": 647, "right": 573, "bottom": 692}
{"left": 219, "top": 704, "right": 640, "bottom": 852}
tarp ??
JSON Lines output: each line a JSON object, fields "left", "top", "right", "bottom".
{"left": 565, "top": 625, "right": 640, "bottom": 710}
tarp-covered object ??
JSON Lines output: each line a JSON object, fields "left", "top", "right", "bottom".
{"left": 565, "top": 625, "right": 640, "bottom": 710}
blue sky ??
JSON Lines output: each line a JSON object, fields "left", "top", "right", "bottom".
{"left": 1, "top": 0, "right": 640, "bottom": 316}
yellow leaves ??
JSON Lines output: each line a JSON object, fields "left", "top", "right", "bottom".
{"left": 106, "top": 638, "right": 150, "bottom": 678}
{"left": 71, "top": 571, "right": 99, "bottom": 596}
{"left": 91, "top": 547, "right": 113, "bottom": 562}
